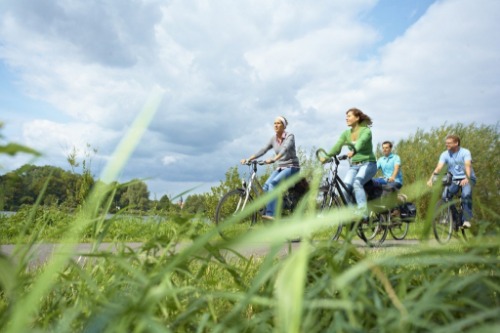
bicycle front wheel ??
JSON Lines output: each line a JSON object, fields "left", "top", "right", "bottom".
{"left": 453, "top": 205, "right": 469, "bottom": 242}
{"left": 433, "top": 200, "right": 453, "bottom": 244}
{"left": 313, "top": 190, "right": 344, "bottom": 242}
{"left": 215, "top": 188, "right": 257, "bottom": 240}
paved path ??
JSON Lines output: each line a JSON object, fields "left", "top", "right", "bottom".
{"left": 1, "top": 239, "right": 421, "bottom": 267}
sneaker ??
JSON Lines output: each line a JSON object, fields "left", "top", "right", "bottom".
{"left": 262, "top": 215, "right": 275, "bottom": 221}
{"left": 462, "top": 221, "right": 471, "bottom": 229}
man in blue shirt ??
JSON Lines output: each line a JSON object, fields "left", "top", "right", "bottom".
{"left": 427, "top": 134, "right": 476, "bottom": 228}
{"left": 374, "top": 141, "right": 403, "bottom": 190}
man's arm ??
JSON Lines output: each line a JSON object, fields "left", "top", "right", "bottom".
{"left": 388, "top": 164, "right": 400, "bottom": 182}
{"left": 427, "top": 162, "right": 445, "bottom": 186}
{"left": 460, "top": 159, "right": 472, "bottom": 186}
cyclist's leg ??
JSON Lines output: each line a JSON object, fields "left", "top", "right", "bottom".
{"left": 446, "top": 183, "right": 461, "bottom": 227}
{"left": 444, "top": 183, "right": 459, "bottom": 200}
{"left": 262, "top": 169, "right": 279, "bottom": 192}
{"left": 372, "top": 177, "right": 387, "bottom": 186}
{"left": 352, "top": 162, "right": 377, "bottom": 217}
{"left": 390, "top": 182, "right": 403, "bottom": 190}
{"left": 460, "top": 182, "right": 474, "bottom": 222}
{"left": 263, "top": 167, "right": 299, "bottom": 217}
{"left": 263, "top": 169, "right": 281, "bottom": 216}
{"left": 342, "top": 167, "right": 357, "bottom": 204}
{"left": 384, "top": 182, "right": 402, "bottom": 210}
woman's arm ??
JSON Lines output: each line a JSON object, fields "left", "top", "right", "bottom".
{"left": 327, "top": 131, "right": 347, "bottom": 157}
{"left": 241, "top": 137, "right": 273, "bottom": 164}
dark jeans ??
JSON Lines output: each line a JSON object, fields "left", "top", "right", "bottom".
{"left": 373, "top": 177, "right": 402, "bottom": 190}
{"left": 445, "top": 181, "right": 474, "bottom": 222}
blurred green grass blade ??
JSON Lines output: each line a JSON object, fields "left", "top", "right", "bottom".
{"left": 0, "top": 253, "right": 15, "bottom": 298}
{"left": 4, "top": 89, "right": 164, "bottom": 333}
{"left": 274, "top": 241, "right": 310, "bottom": 333}
{"left": 432, "top": 307, "right": 500, "bottom": 333}
{"left": 0, "top": 142, "right": 41, "bottom": 156}
{"left": 100, "top": 87, "right": 163, "bottom": 184}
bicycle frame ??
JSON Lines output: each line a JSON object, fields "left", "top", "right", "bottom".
{"left": 320, "top": 153, "right": 390, "bottom": 245}
{"left": 441, "top": 180, "right": 464, "bottom": 229}
{"left": 432, "top": 172, "right": 468, "bottom": 243}
{"left": 240, "top": 160, "right": 265, "bottom": 211}
{"left": 323, "top": 155, "right": 353, "bottom": 206}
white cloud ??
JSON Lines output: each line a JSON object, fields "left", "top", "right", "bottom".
{"left": 1, "top": 0, "right": 499, "bottom": 198}
{"left": 162, "top": 155, "right": 181, "bottom": 166}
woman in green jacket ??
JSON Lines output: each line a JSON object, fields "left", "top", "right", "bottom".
{"left": 319, "top": 107, "right": 377, "bottom": 220}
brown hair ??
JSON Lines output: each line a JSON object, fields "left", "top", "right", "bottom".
{"left": 446, "top": 134, "right": 461, "bottom": 146}
{"left": 346, "top": 107, "right": 373, "bottom": 126}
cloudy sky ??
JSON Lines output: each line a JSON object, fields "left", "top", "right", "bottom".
{"left": 1, "top": 0, "right": 499, "bottom": 200}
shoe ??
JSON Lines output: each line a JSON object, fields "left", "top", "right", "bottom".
{"left": 262, "top": 215, "right": 275, "bottom": 221}
{"left": 462, "top": 221, "right": 471, "bottom": 229}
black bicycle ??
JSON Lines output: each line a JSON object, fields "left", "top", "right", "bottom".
{"left": 432, "top": 172, "right": 469, "bottom": 243}
{"left": 316, "top": 149, "right": 388, "bottom": 246}
{"left": 214, "top": 160, "right": 307, "bottom": 240}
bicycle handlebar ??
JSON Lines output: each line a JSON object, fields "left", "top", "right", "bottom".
{"left": 243, "top": 160, "right": 266, "bottom": 166}
{"left": 315, "top": 148, "right": 348, "bottom": 164}
{"left": 432, "top": 173, "right": 463, "bottom": 187}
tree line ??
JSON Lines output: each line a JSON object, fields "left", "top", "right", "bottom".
{"left": 0, "top": 164, "right": 177, "bottom": 213}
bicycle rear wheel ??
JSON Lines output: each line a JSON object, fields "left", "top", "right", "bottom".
{"left": 358, "top": 211, "right": 388, "bottom": 246}
{"left": 389, "top": 218, "right": 410, "bottom": 240}
{"left": 433, "top": 200, "right": 453, "bottom": 244}
{"left": 215, "top": 188, "right": 257, "bottom": 240}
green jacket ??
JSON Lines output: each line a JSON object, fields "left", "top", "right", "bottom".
{"left": 327, "top": 126, "right": 376, "bottom": 163}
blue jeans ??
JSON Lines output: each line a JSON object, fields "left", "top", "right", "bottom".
{"left": 262, "top": 167, "right": 300, "bottom": 216}
{"left": 445, "top": 180, "right": 474, "bottom": 222}
{"left": 343, "top": 162, "right": 377, "bottom": 216}
{"left": 373, "top": 177, "right": 402, "bottom": 190}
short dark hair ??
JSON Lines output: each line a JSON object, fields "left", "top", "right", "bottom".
{"left": 382, "top": 141, "right": 393, "bottom": 148}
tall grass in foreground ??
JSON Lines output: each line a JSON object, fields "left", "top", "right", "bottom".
{"left": 1, "top": 96, "right": 499, "bottom": 332}
{"left": 0, "top": 205, "right": 498, "bottom": 332}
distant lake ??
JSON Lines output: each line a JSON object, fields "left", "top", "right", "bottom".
{"left": 0, "top": 211, "right": 208, "bottom": 223}
{"left": 0, "top": 211, "right": 16, "bottom": 217}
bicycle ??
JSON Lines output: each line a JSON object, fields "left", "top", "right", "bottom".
{"left": 316, "top": 150, "right": 388, "bottom": 246}
{"left": 432, "top": 172, "right": 469, "bottom": 243}
{"left": 378, "top": 189, "right": 417, "bottom": 240}
{"left": 214, "top": 160, "right": 307, "bottom": 240}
